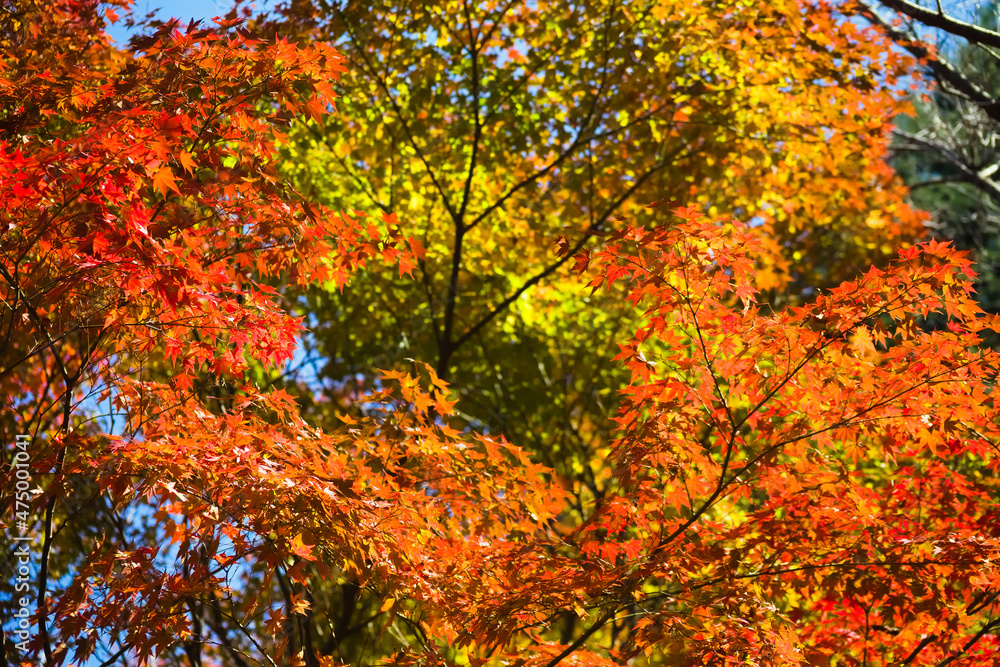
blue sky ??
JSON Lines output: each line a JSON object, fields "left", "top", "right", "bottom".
{"left": 106, "top": 0, "right": 276, "bottom": 44}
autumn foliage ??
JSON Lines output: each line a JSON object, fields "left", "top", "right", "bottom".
{"left": 1, "top": 1, "right": 999, "bottom": 666}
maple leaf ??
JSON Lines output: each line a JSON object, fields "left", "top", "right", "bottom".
{"left": 177, "top": 150, "right": 196, "bottom": 174}
{"left": 152, "top": 165, "right": 180, "bottom": 196}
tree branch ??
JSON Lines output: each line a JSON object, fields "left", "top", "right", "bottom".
{"left": 877, "top": 0, "right": 1000, "bottom": 50}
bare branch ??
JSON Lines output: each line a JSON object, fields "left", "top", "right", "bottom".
{"left": 878, "top": 0, "right": 1000, "bottom": 50}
